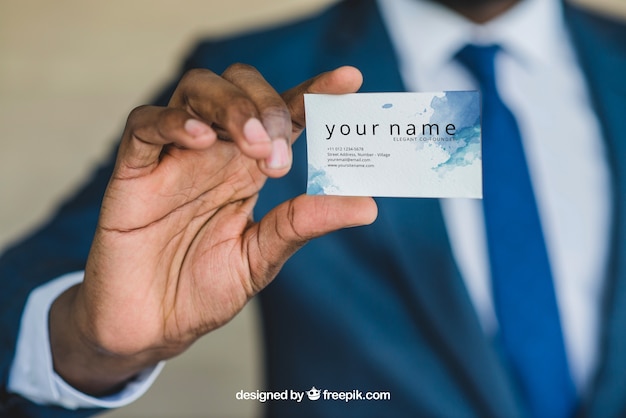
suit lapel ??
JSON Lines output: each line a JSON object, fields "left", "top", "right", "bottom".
{"left": 565, "top": 5, "right": 626, "bottom": 418}
{"left": 311, "top": 1, "right": 522, "bottom": 416}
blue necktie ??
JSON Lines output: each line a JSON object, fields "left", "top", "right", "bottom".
{"left": 456, "top": 45, "right": 577, "bottom": 418}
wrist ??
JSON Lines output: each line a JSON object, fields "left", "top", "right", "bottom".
{"left": 49, "top": 284, "right": 168, "bottom": 396}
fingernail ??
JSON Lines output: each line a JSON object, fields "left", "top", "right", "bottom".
{"left": 243, "top": 118, "right": 271, "bottom": 144}
{"left": 266, "top": 139, "right": 290, "bottom": 169}
{"left": 185, "top": 119, "right": 210, "bottom": 137}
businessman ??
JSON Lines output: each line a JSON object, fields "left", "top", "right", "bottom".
{"left": 2, "top": 0, "right": 626, "bottom": 417}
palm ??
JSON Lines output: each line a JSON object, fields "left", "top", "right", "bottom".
{"left": 90, "top": 138, "right": 268, "bottom": 351}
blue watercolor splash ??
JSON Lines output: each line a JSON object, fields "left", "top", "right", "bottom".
{"left": 307, "top": 164, "right": 332, "bottom": 195}
{"left": 382, "top": 103, "right": 393, "bottom": 109}
{"left": 430, "top": 91, "right": 479, "bottom": 128}
{"left": 434, "top": 124, "right": 481, "bottom": 174}
{"left": 421, "top": 92, "right": 481, "bottom": 174}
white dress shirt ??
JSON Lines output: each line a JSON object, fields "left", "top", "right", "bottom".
{"left": 8, "top": 271, "right": 165, "bottom": 409}
{"left": 8, "top": 0, "right": 612, "bottom": 408}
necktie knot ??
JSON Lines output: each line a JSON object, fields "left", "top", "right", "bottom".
{"left": 455, "top": 44, "right": 499, "bottom": 90}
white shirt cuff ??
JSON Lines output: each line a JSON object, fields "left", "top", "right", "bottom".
{"left": 8, "top": 271, "right": 165, "bottom": 410}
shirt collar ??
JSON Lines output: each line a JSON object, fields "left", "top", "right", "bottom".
{"left": 377, "top": 0, "right": 570, "bottom": 81}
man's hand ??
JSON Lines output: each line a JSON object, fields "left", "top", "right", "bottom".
{"left": 48, "top": 64, "right": 377, "bottom": 396}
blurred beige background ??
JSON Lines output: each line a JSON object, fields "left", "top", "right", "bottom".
{"left": 1, "top": 0, "right": 625, "bottom": 417}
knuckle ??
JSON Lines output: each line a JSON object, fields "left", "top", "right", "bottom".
{"left": 180, "top": 68, "right": 214, "bottom": 86}
{"left": 286, "top": 200, "right": 308, "bottom": 243}
{"left": 127, "top": 104, "right": 149, "bottom": 121}
{"left": 223, "top": 62, "right": 258, "bottom": 78}
{"left": 125, "top": 105, "right": 152, "bottom": 131}
{"left": 125, "top": 106, "right": 180, "bottom": 143}
{"left": 261, "top": 105, "right": 292, "bottom": 136}
{"left": 261, "top": 104, "right": 290, "bottom": 121}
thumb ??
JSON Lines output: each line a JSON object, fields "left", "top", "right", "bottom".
{"left": 245, "top": 195, "right": 377, "bottom": 293}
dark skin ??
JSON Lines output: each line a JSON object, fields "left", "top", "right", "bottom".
{"left": 49, "top": 0, "right": 522, "bottom": 397}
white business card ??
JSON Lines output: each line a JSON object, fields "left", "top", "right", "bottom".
{"left": 304, "top": 92, "right": 482, "bottom": 198}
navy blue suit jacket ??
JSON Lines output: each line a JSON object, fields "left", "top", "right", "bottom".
{"left": 1, "top": 1, "right": 626, "bottom": 417}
